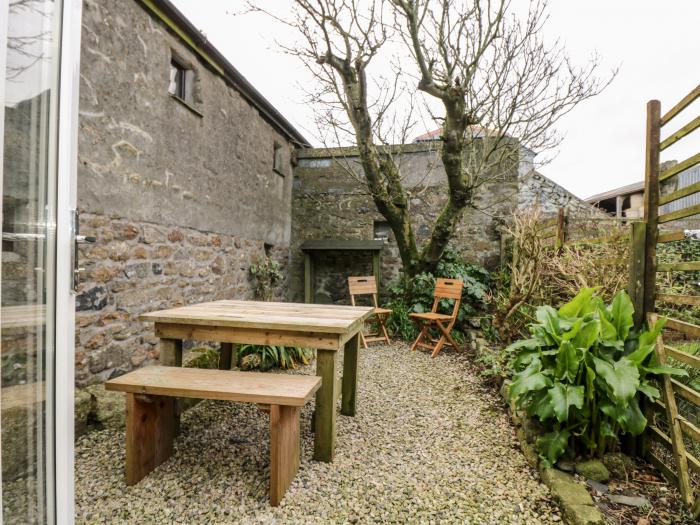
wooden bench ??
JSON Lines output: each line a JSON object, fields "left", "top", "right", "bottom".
{"left": 105, "top": 366, "right": 321, "bottom": 506}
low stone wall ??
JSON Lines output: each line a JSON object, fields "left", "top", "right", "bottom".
{"left": 74, "top": 213, "right": 289, "bottom": 386}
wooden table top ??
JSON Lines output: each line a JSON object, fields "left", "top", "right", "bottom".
{"left": 140, "top": 300, "right": 373, "bottom": 334}
{"left": 105, "top": 366, "right": 321, "bottom": 406}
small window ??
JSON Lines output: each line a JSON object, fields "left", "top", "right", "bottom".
{"left": 273, "top": 142, "right": 285, "bottom": 175}
{"left": 374, "top": 220, "right": 391, "bottom": 242}
{"left": 169, "top": 59, "right": 191, "bottom": 102}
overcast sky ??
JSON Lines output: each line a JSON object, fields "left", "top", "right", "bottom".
{"left": 171, "top": 1, "right": 700, "bottom": 200}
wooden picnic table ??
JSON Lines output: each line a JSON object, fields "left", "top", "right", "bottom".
{"left": 140, "top": 300, "right": 373, "bottom": 462}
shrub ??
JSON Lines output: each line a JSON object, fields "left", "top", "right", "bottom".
{"left": 385, "top": 249, "right": 491, "bottom": 341}
{"left": 236, "top": 344, "right": 312, "bottom": 371}
{"left": 508, "top": 288, "right": 686, "bottom": 467}
{"left": 249, "top": 256, "right": 283, "bottom": 301}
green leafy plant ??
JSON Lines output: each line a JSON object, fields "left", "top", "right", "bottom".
{"left": 386, "top": 249, "right": 491, "bottom": 341}
{"left": 236, "top": 344, "right": 312, "bottom": 371}
{"left": 249, "top": 256, "right": 283, "bottom": 301}
{"left": 508, "top": 287, "right": 687, "bottom": 467}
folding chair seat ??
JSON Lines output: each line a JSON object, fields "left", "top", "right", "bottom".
{"left": 409, "top": 278, "right": 463, "bottom": 358}
{"left": 348, "top": 276, "right": 392, "bottom": 349}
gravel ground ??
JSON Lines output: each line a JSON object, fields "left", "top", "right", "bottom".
{"left": 75, "top": 343, "right": 560, "bottom": 524}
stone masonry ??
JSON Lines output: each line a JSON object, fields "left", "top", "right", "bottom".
{"left": 290, "top": 144, "right": 519, "bottom": 303}
{"left": 74, "top": 0, "right": 305, "bottom": 385}
{"left": 74, "top": 213, "right": 289, "bottom": 386}
{"left": 290, "top": 146, "right": 604, "bottom": 304}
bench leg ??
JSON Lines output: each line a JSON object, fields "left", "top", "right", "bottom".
{"left": 159, "top": 338, "right": 183, "bottom": 432}
{"left": 125, "top": 393, "right": 175, "bottom": 485}
{"left": 314, "top": 349, "right": 338, "bottom": 462}
{"left": 341, "top": 333, "right": 359, "bottom": 417}
{"left": 269, "top": 405, "right": 300, "bottom": 506}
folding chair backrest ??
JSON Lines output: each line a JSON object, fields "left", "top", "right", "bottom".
{"left": 431, "top": 278, "right": 464, "bottom": 318}
{"left": 348, "top": 276, "right": 379, "bottom": 307}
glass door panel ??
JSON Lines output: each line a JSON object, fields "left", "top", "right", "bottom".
{"left": 2, "top": 0, "right": 63, "bottom": 522}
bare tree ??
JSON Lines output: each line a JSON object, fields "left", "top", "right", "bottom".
{"left": 248, "top": 0, "right": 614, "bottom": 276}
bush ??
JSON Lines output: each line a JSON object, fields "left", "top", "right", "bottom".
{"left": 249, "top": 256, "right": 283, "bottom": 301}
{"left": 385, "top": 249, "right": 491, "bottom": 341}
{"left": 236, "top": 344, "right": 312, "bottom": 371}
{"left": 508, "top": 288, "right": 686, "bottom": 467}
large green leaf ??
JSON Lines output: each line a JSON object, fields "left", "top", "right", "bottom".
{"left": 548, "top": 383, "right": 584, "bottom": 423}
{"left": 593, "top": 357, "right": 639, "bottom": 404}
{"left": 537, "top": 429, "right": 571, "bottom": 466}
{"left": 598, "top": 307, "right": 621, "bottom": 348}
{"left": 555, "top": 341, "right": 581, "bottom": 382}
{"left": 528, "top": 390, "right": 555, "bottom": 421}
{"left": 536, "top": 306, "right": 562, "bottom": 343}
{"left": 637, "top": 316, "right": 667, "bottom": 350}
{"left": 638, "top": 381, "right": 660, "bottom": 400}
{"left": 600, "top": 398, "right": 647, "bottom": 435}
{"left": 562, "top": 318, "right": 584, "bottom": 341}
{"left": 609, "top": 291, "right": 634, "bottom": 341}
{"left": 510, "top": 372, "right": 552, "bottom": 399}
{"left": 642, "top": 365, "right": 688, "bottom": 377}
{"left": 573, "top": 319, "right": 600, "bottom": 350}
{"left": 505, "top": 338, "right": 542, "bottom": 353}
{"left": 558, "top": 287, "right": 597, "bottom": 318}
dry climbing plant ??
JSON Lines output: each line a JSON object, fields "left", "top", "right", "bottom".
{"left": 492, "top": 208, "right": 546, "bottom": 340}
{"left": 493, "top": 209, "right": 630, "bottom": 342}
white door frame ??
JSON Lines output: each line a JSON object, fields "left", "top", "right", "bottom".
{"left": 55, "top": 0, "right": 83, "bottom": 522}
{"left": 0, "top": 0, "right": 7, "bottom": 518}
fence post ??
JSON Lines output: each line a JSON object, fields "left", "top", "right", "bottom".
{"left": 555, "top": 207, "right": 567, "bottom": 253}
{"left": 628, "top": 222, "right": 647, "bottom": 330}
{"left": 643, "top": 100, "right": 661, "bottom": 317}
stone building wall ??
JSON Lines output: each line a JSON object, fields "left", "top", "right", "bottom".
{"left": 74, "top": 0, "right": 301, "bottom": 385}
{"left": 74, "top": 214, "right": 288, "bottom": 386}
{"left": 519, "top": 171, "right": 607, "bottom": 217}
{"left": 290, "top": 145, "right": 519, "bottom": 304}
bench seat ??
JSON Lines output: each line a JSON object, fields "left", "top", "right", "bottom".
{"left": 105, "top": 366, "right": 321, "bottom": 506}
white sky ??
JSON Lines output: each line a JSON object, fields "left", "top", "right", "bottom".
{"left": 171, "top": 0, "right": 700, "bottom": 200}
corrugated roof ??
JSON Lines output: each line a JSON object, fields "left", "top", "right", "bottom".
{"left": 139, "top": 0, "right": 311, "bottom": 147}
{"left": 585, "top": 181, "right": 645, "bottom": 203}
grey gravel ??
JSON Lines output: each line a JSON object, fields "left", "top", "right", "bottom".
{"left": 75, "top": 342, "right": 559, "bottom": 524}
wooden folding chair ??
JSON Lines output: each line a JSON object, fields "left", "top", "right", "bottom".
{"left": 409, "top": 278, "right": 463, "bottom": 358}
{"left": 348, "top": 276, "right": 392, "bottom": 349}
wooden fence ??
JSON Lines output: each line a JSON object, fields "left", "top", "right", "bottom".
{"left": 639, "top": 85, "right": 700, "bottom": 517}
{"left": 531, "top": 83, "right": 700, "bottom": 517}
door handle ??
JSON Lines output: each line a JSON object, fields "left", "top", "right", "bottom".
{"left": 76, "top": 235, "right": 96, "bottom": 244}
{"left": 71, "top": 210, "right": 97, "bottom": 293}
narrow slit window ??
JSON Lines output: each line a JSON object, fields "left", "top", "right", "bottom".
{"left": 273, "top": 142, "right": 284, "bottom": 175}
{"left": 169, "top": 59, "right": 190, "bottom": 101}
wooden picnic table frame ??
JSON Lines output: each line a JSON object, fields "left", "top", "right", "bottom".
{"left": 140, "top": 300, "right": 372, "bottom": 462}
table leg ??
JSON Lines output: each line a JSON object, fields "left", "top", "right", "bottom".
{"left": 269, "top": 404, "right": 301, "bottom": 506}
{"left": 341, "top": 333, "right": 360, "bottom": 416}
{"left": 219, "top": 342, "right": 233, "bottom": 370}
{"left": 314, "top": 349, "right": 338, "bottom": 462}
{"left": 159, "top": 338, "right": 183, "bottom": 366}
{"left": 125, "top": 393, "right": 175, "bottom": 485}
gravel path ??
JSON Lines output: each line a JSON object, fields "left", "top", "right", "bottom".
{"left": 75, "top": 343, "right": 559, "bottom": 524}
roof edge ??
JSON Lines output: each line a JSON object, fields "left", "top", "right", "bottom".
{"left": 139, "top": 0, "right": 311, "bottom": 148}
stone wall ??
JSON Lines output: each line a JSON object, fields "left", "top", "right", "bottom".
{"left": 519, "top": 171, "right": 607, "bottom": 218}
{"left": 74, "top": 0, "right": 300, "bottom": 384}
{"left": 74, "top": 213, "right": 289, "bottom": 386}
{"left": 290, "top": 145, "right": 519, "bottom": 303}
